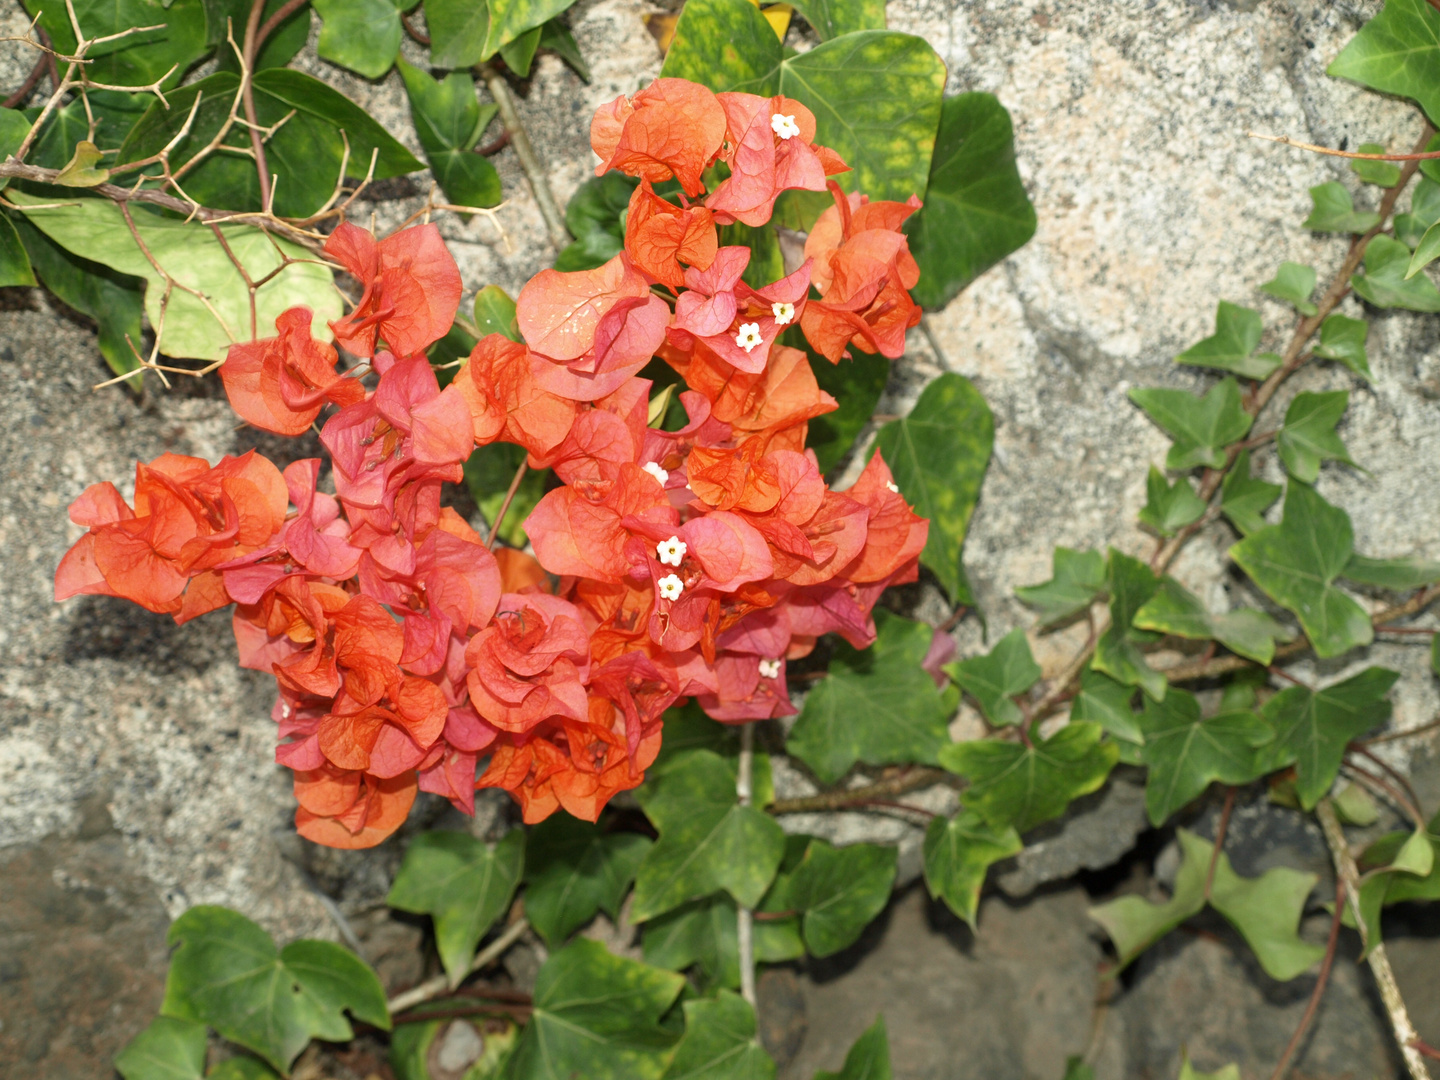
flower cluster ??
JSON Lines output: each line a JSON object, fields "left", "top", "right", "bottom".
{"left": 54, "top": 78, "right": 929, "bottom": 848}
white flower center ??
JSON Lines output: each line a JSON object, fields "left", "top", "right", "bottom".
{"left": 735, "top": 322, "right": 763, "bottom": 352}
{"left": 656, "top": 535, "right": 687, "bottom": 567}
{"left": 772, "top": 301, "right": 795, "bottom": 325}
{"left": 657, "top": 573, "right": 684, "bottom": 601}
{"left": 642, "top": 461, "right": 669, "bottom": 486}
{"left": 758, "top": 658, "right": 782, "bottom": 679}
{"left": 771, "top": 113, "right": 800, "bottom": 140}
{"left": 885, "top": 481, "right": 900, "bottom": 493}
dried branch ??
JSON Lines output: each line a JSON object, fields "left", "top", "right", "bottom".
{"left": 476, "top": 62, "right": 570, "bottom": 250}
{"left": 1266, "top": 878, "right": 1345, "bottom": 1080}
{"left": 240, "top": 0, "right": 274, "bottom": 209}
{"left": 485, "top": 461, "right": 530, "bottom": 550}
{"left": 768, "top": 766, "right": 950, "bottom": 815}
{"left": 1316, "top": 798, "right": 1434, "bottom": 1080}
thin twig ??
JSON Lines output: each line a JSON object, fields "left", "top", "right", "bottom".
{"left": 1267, "top": 878, "right": 1345, "bottom": 1080}
{"left": 1362, "top": 716, "right": 1440, "bottom": 747}
{"left": 1204, "top": 787, "right": 1236, "bottom": 901}
{"left": 1316, "top": 799, "right": 1433, "bottom": 1080}
{"left": 485, "top": 461, "right": 530, "bottom": 550}
{"left": 240, "top": 0, "right": 273, "bottom": 210}
{"left": 768, "top": 767, "right": 950, "bottom": 815}
{"left": 736, "top": 722, "right": 757, "bottom": 1008}
{"left": 2, "top": 46, "right": 50, "bottom": 109}
{"left": 385, "top": 915, "right": 530, "bottom": 1014}
{"left": 1249, "top": 132, "right": 1440, "bottom": 162}
{"left": 1349, "top": 743, "right": 1428, "bottom": 824}
{"left": 476, "top": 62, "right": 570, "bottom": 250}
{"left": 1343, "top": 761, "right": 1427, "bottom": 830}
{"left": 254, "top": 0, "right": 309, "bottom": 52}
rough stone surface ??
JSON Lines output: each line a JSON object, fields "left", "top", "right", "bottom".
{"left": 4, "top": 0, "right": 1440, "bottom": 1076}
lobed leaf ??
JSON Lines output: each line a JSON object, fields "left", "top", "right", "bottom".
{"left": 921, "top": 810, "right": 1022, "bottom": 927}
{"left": 1136, "top": 689, "right": 1272, "bottom": 826}
{"left": 1092, "top": 550, "right": 1166, "bottom": 701}
{"left": 1218, "top": 449, "right": 1280, "bottom": 537}
{"left": 1302, "top": 181, "right": 1380, "bottom": 234}
{"left": 387, "top": 830, "right": 526, "bottom": 985}
{"left": 1259, "top": 261, "right": 1317, "bottom": 316}
{"left": 114, "top": 1016, "right": 207, "bottom": 1080}
{"left": 786, "top": 611, "right": 956, "bottom": 783}
{"left": 1352, "top": 234, "right": 1440, "bottom": 311}
{"left": 1070, "top": 668, "right": 1144, "bottom": 756}
{"left": 556, "top": 172, "right": 640, "bottom": 272}
{"left": 1174, "top": 301, "right": 1280, "bottom": 380}
{"left": 787, "top": 0, "right": 886, "bottom": 40}
{"left": 1015, "top": 547, "right": 1107, "bottom": 626}
{"left": 313, "top": 0, "right": 402, "bottom": 79}
{"left": 939, "top": 722, "right": 1118, "bottom": 834}
{"left": 642, "top": 893, "right": 802, "bottom": 989}
{"left": 525, "top": 816, "right": 651, "bottom": 947}
{"left": 1311, "top": 313, "right": 1371, "bottom": 380}
{"left": 815, "top": 1017, "right": 892, "bottom": 1080}
{"left": 946, "top": 628, "right": 1041, "bottom": 727}
{"left": 1128, "top": 378, "right": 1252, "bottom": 472}
{"left": 1328, "top": 0, "right": 1440, "bottom": 125}
{"left": 905, "top": 92, "right": 1037, "bottom": 309}
{"left": 871, "top": 373, "right": 993, "bottom": 602}
{"left": 1138, "top": 466, "right": 1206, "bottom": 538}
{"left": 661, "top": 992, "right": 776, "bottom": 1080}
{"left": 787, "top": 839, "right": 897, "bottom": 957}
{"left": 1342, "top": 553, "right": 1440, "bottom": 590}
{"left": 1230, "top": 482, "right": 1373, "bottom": 659}
{"left": 1277, "top": 390, "right": 1355, "bottom": 483}
{"left": 1133, "top": 576, "right": 1292, "bottom": 665}
{"left": 1351, "top": 142, "right": 1402, "bottom": 188}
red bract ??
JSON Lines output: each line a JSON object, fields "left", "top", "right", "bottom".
{"left": 326, "top": 222, "right": 463, "bottom": 359}
{"left": 53, "top": 76, "right": 934, "bottom": 848}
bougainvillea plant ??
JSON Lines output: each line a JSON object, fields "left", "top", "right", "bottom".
{"left": 57, "top": 78, "right": 929, "bottom": 849}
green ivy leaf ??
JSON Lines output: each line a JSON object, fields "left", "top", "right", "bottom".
{"left": 474, "top": 284, "right": 521, "bottom": 340}
{"left": 1352, "top": 234, "right": 1440, "bottom": 311}
{"left": 1133, "top": 577, "right": 1293, "bottom": 665}
{"left": 1230, "top": 482, "right": 1373, "bottom": 659}
{"left": 1342, "top": 553, "right": 1440, "bottom": 590}
{"left": 525, "top": 817, "right": 651, "bottom": 948}
{"left": 115, "top": 1016, "right": 208, "bottom": 1080}
{"left": 205, "top": 1057, "right": 280, "bottom": 1080}
{"left": 815, "top": 1016, "right": 892, "bottom": 1080}
{"left": 1278, "top": 390, "right": 1355, "bottom": 483}
{"left": 787, "top": 840, "right": 897, "bottom": 957}
{"left": 1302, "top": 181, "right": 1381, "bottom": 234}
{"left": 661, "top": 992, "right": 776, "bottom": 1080}
{"left": 387, "top": 830, "right": 525, "bottom": 985}
{"left": 556, "top": 171, "right": 639, "bottom": 272}
{"left": 664, "top": 6, "right": 944, "bottom": 206}
{"left": 1328, "top": 0, "right": 1440, "bottom": 125}
{"left": 905, "top": 92, "right": 1037, "bottom": 309}
{"left": 940, "top": 722, "right": 1118, "bottom": 834}
{"left": 660, "top": 0, "right": 784, "bottom": 92}
{"left": 642, "top": 894, "right": 803, "bottom": 989}
{"left": 871, "top": 373, "right": 993, "bottom": 601}
{"left": 538, "top": 18, "right": 591, "bottom": 81}
{"left": 1090, "top": 829, "right": 1322, "bottom": 979}
{"left": 946, "top": 628, "right": 1041, "bottom": 726}
{"left": 1015, "top": 547, "right": 1107, "bottom": 626}
{"left": 1259, "top": 261, "right": 1318, "bottom": 316}
{"left": 1179, "top": 1057, "right": 1241, "bottom": 1080}
{"left": 786, "top": 611, "right": 955, "bottom": 783}
{"left": 398, "top": 60, "right": 502, "bottom": 210}
{"left": 161, "top": 906, "right": 389, "bottom": 1073}
{"left": 1071, "top": 668, "right": 1143, "bottom": 749}
{"left": 505, "top": 939, "right": 685, "bottom": 1080}
{"left": 25, "top": 0, "right": 209, "bottom": 88}
{"left": 805, "top": 343, "right": 889, "bottom": 473}
{"left": 921, "top": 811, "right": 1022, "bottom": 928}
{"left": 1138, "top": 466, "right": 1206, "bottom": 537}
{"left": 1311, "top": 313, "right": 1371, "bottom": 379}
{"left": 1137, "top": 690, "right": 1272, "bottom": 826}
{"left": 1352, "top": 142, "right": 1403, "bottom": 187}
{"left": 633, "top": 749, "right": 786, "bottom": 920}
{"left": 1175, "top": 301, "right": 1280, "bottom": 380}
{"left": 1093, "top": 550, "right": 1166, "bottom": 701}
{"left": 500, "top": 24, "right": 544, "bottom": 77}
{"left": 778, "top": 32, "right": 944, "bottom": 204}
{"left": 1260, "top": 667, "right": 1398, "bottom": 809}
{"left": 313, "top": 0, "right": 402, "bottom": 79}
{"left": 12, "top": 215, "right": 143, "bottom": 380}
{"left": 13, "top": 192, "right": 339, "bottom": 362}
{"left": 1395, "top": 177, "right": 1440, "bottom": 247}
{"left": 787, "top": 0, "right": 885, "bottom": 40}
{"left": 1218, "top": 449, "right": 1280, "bottom": 537}
{"left": 428, "top": 0, "right": 578, "bottom": 68}
{"left": 1407, "top": 218, "right": 1440, "bottom": 279}
{"left": 1129, "top": 378, "right": 1253, "bottom": 472}
{"left": 0, "top": 214, "right": 35, "bottom": 288}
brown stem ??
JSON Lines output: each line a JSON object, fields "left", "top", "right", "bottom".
{"left": 1267, "top": 878, "right": 1345, "bottom": 1080}
{"left": 1413, "top": 1041, "right": 1440, "bottom": 1063}
{"left": 1349, "top": 743, "right": 1427, "bottom": 823}
{"left": 477, "top": 62, "right": 570, "bottom": 250}
{"left": 485, "top": 461, "right": 530, "bottom": 550}
{"left": 1316, "top": 799, "right": 1434, "bottom": 1080}
{"left": 844, "top": 798, "right": 939, "bottom": 818}
{"left": 392, "top": 1001, "right": 532, "bottom": 1024}
{"left": 254, "top": 0, "right": 309, "bottom": 54}
{"left": 1344, "top": 761, "right": 1427, "bottom": 830}
{"left": 1204, "top": 787, "right": 1236, "bottom": 901}
{"left": 1362, "top": 715, "right": 1440, "bottom": 747}
{"left": 476, "top": 131, "right": 512, "bottom": 156}
{"left": 768, "top": 767, "right": 949, "bottom": 815}
{"left": 401, "top": 10, "right": 431, "bottom": 45}
{"left": 241, "top": 0, "right": 273, "bottom": 210}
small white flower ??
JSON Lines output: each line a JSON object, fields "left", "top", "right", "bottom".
{"left": 771, "top": 113, "right": 800, "bottom": 140}
{"left": 758, "top": 658, "right": 782, "bottom": 679}
{"left": 642, "top": 461, "right": 669, "bottom": 486}
{"left": 657, "top": 573, "right": 684, "bottom": 601}
{"left": 885, "top": 481, "right": 900, "bottom": 493}
{"left": 735, "top": 322, "right": 763, "bottom": 353}
{"left": 772, "top": 301, "right": 795, "bottom": 325}
{"left": 656, "top": 535, "right": 687, "bottom": 567}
